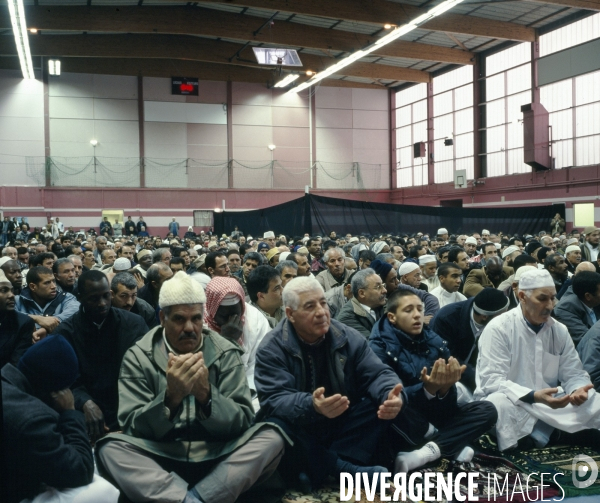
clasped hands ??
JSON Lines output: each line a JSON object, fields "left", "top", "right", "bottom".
{"left": 165, "top": 352, "right": 211, "bottom": 414}
{"left": 420, "top": 357, "right": 467, "bottom": 397}
{"left": 312, "top": 383, "right": 404, "bottom": 420}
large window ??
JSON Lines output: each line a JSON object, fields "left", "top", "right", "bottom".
{"left": 540, "top": 12, "right": 600, "bottom": 57}
{"left": 395, "top": 84, "right": 427, "bottom": 188}
{"left": 540, "top": 69, "right": 600, "bottom": 168}
{"left": 483, "top": 43, "right": 532, "bottom": 177}
{"left": 432, "top": 66, "right": 474, "bottom": 183}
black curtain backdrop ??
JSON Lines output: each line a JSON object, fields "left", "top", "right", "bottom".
{"left": 214, "top": 194, "right": 564, "bottom": 238}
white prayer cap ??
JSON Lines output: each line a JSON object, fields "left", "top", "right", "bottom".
{"left": 263, "top": 231, "right": 275, "bottom": 239}
{"left": 113, "top": 258, "right": 131, "bottom": 272}
{"left": 0, "top": 269, "right": 11, "bottom": 286}
{"left": 518, "top": 269, "right": 555, "bottom": 290}
{"left": 502, "top": 245, "right": 520, "bottom": 259}
{"left": 494, "top": 243, "right": 501, "bottom": 249}
{"left": 514, "top": 265, "right": 537, "bottom": 282}
{"left": 398, "top": 262, "right": 420, "bottom": 276}
{"left": 0, "top": 257, "right": 12, "bottom": 267}
{"left": 349, "top": 237, "right": 359, "bottom": 243}
{"left": 193, "top": 244, "right": 203, "bottom": 251}
{"left": 419, "top": 255, "right": 437, "bottom": 265}
{"left": 159, "top": 271, "right": 206, "bottom": 307}
{"left": 566, "top": 238, "right": 579, "bottom": 246}
{"left": 553, "top": 237, "right": 560, "bottom": 242}
{"left": 437, "top": 228, "right": 448, "bottom": 235}
{"left": 482, "top": 229, "right": 490, "bottom": 236}
{"left": 465, "top": 236, "right": 477, "bottom": 245}
{"left": 280, "top": 252, "right": 291, "bottom": 261}
{"left": 565, "top": 245, "right": 581, "bottom": 254}
{"left": 220, "top": 292, "right": 241, "bottom": 307}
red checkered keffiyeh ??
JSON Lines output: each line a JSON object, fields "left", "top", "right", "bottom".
{"left": 204, "top": 277, "right": 246, "bottom": 341}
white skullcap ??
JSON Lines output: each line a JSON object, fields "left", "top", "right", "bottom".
{"left": 0, "top": 269, "right": 11, "bottom": 286}
{"left": 220, "top": 292, "right": 241, "bottom": 307}
{"left": 399, "top": 262, "right": 420, "bottom": 276}
{"left": 482, "top": 229, "right": 490, "bottom": 235}
{"left": 349, "top": 237, "right": 359, "bottom": 243}
{"left": 193, "top": 244, "right": 203, "bottom": 251}
{"left": 518, "top": 269, "right": 555, "bottom": 290}
{"left": 159, "top": 271, "right": 206, "bottom": 307}
{"left": 113, "top": 257, "right": 131, "bottom": 271}
{"left": 419, "top": 255, "right": 437, "bottom": 265}
{"left": 0, "top": 257, "right": 13, "bottom": 267}
{"left": 280, "top": 252, "right": 291, "bottom": 261}
{"left": 191, "top": 272, "right": 211, "bottom": 290}
{"left": 494, "top": 243, "right": 501, "bottom": 249}
{"left": 514, "top": 265, "right": 538, "bottom": 282}
{"left": 465, "top": 236, "right": 477, "bottom": 245}
{"left": 437, "top": 228, "right": 448, "bottom": 235}
{"left": 566, "top": 238, "right": 579, "bottom": 246}
{"left": 565, "top": 245, "right": 581, "bottom": 254}
{"left": 263, "top": 231, "right": 275, "bottom": 239}
{"left": 502, "top": 245, "right": 520, "bottom": 259}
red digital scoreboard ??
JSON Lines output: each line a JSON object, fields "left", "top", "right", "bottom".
{"left": 171, "top": 77, "right": 199, "bottom": 96}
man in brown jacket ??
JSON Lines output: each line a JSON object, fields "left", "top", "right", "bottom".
{"left": 463, "top": 256, "right": 513, "bottom": 298}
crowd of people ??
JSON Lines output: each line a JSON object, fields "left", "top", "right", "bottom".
{"left": 2, "top": 212, "right": 600, "bottom": 502}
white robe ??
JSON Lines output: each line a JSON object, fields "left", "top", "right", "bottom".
{"left": 424, "top": 275, "right": 440, "bottom": 292}
{"left": 429, "top": 286, "right": 466, "bottom": 308}
{"left": 241, "top": 302, "right": 271, "bottom": 411}
{"left": 474, "top": 306, "right": 600, "bottom": 451}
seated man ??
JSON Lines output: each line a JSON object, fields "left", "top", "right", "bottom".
{"left": 15, "top": 266, "right": 79, "bottom": 342}
{"left": 53, "top": 257, "right": 77, "bottom": 294}
{"left": 276, "top": 259, "right": 298, "bottom": 288}
{"left": 315, "top": 247, "right": 351, "bottom": 292}
{"left": 430, "top": 288, "right": 509, "bottom": 392}
{"left": 463, "top": 256, "right": 513, "bottom": 298}
{"left": 2, "top": 335, "right": 119, "bottom": 503}
{"left": 324, "top": 271, "right": 355, "bottom": 319}
{"left": 419, "top": 254, "right": 440, "bottom": 291}
{"left": 578, "top": 322, "right": 600, "bottom": 391}
{"left": 336, "top": 268, "right": 386, "bottom": 338}
{"left": 204, "top": 276, "right": 270, "bottom": 411}
{"left": 475, "top": 269, "right": 600, "bottom": 452}
{"left": 429, "top": 262, "right": 467, "bottom": 308}
{"left": 0, "top": 257, "right": 23, "bottom": 296}
{"left": 255, "top": 276, "right": 403, "bottom": 488}
{"left": 138, "top": 262, "right": 174, "bottom": 322}
{"left": 110, "top": 272, "right": 157, "bottom": 329}
{"left": 234, "top": 251, "right": 262, "bottom": 298}
{"left": 97, "top": 272, "right": 285, "bottom": 503}
{"left": 247, "top": 265, "right": 285, "bottom": 328}
{"left": 398, "top": 261, "right": 427, "bottom": 291}
{"left": 369, "top": 289, "right": 497, "bottom": 472}
{"left": 0, "top": 269, "right": 32, "bottom": 367}
{"left": 57, "top": 270, "right": 148, "bottom": 441}
{"left": 544, "top": 253, "right": 569, "bottom": 292}
{"left": 553, "top": 270, "right": 600, "bottom": 347}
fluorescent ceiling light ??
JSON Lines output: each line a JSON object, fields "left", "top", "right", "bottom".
{"left": 289, "top": 0, "right": 465, "bottom": 93}
{"left": 274, "top": 74, "right": 299, "bottom": 88}
{"left": 253, "top": 47, "right": 302, "bottom": 66}
{"left": 7, "top": 0, "right": 35, "bottom": 79}
{"left": 48, "top": 59, "right": 61, "bottom": 76}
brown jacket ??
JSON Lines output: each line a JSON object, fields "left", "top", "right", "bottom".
{"left": 463, "top": 266, "right": 514, "bottom": 298}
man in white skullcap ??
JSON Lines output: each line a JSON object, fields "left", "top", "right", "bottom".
{"left": 263, "top": 231, "right": 276, "bottom": 249}
{"left": 464, "top": 236, "right": 478, "bottom": 258}
{"left": 501, "top": 244, "right": 522, "bottom": 268}
{"left": 437, "top": 228, "right": 449, "bottom": 243}
{"left": 565, "top": 244, "right": 582, "bottom": 274}
{"left": 97, "top": 271, "right": 285, "bottom": 503}
{"left": 419, "top": 254, "right": 439, "bottom": 291}
{"left": 398, "top": 261, "right": 425, "bottom": 290}
{"left": 475, "top": 269, "right": 600, "bottom": 451}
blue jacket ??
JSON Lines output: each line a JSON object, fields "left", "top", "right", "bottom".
{"left": 254, "top": 318, "right": 401, "bottom": 426}
{"left": 15, "top": 287, "right": 80, "bottom": 326}
{"left": 578, "top": 323, "right": 600, "bottom": 391}
{"left": 369, "top": 316, "right": 455, "bottom": 405}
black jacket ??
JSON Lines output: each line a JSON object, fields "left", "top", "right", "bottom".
{"left": 1, "top": 364, "right": 94, "bottom": 502}
{"left": 0, "top": 310, "right": 34, "bottom": 368}
{"left": 553, "top": 290, "right": 600, "bottom": 347}
{"left": 131, "top": 297, "right": 159, "bottom": 329}
{"left": 429, "top": 297, "right": 477, "bottom": 390}
{"left": 254, "top": 318, "right": 401, "bottom": 426}
{"left": 56, "top": 306, "right": 148, "bottom": 429}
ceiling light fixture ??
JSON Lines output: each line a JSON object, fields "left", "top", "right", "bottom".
{"left": 273, "top": 74, "right": 299, "bottom": 88}
{"left": 8, "top": 0, "right": 35, "bottom": 79}
{"left": 384, "top": 24, "right": 393, "bottom": 29}
{"left": 29, "top": 28, "right": 37, "bottom": 33}
{"left": 90, "top": 139, "right": 98, "bottom": 147}
{"left": 48, "top": 59, "right": 61, "bottom": 76}
{"left": 306, "top": 70, "right": 314, "bottom": 76}
{"left": 289, "top": 0, "right": 465, "bottom": 93}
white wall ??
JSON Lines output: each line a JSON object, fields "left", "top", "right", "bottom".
{"left": 0, "top": 70, "right": 44, "bottom": 185}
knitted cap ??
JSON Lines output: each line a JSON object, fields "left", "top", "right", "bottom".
{"left": 398, "top": 262, "right": 420, "bottom": 276}
{"left": 159, "top": 270, "right": 205, "bottom": 308}
{"left": 519, "top": 269, "right": 555, "bottom": 290}
{"left": 584, "top": 226, "right": 599, "bottom": 236}
{"left": 473, "top": 288, "right": 510, "bottom": 316}
{"left": 113, "top": 257, "right": 131, "bottom": 272}
{"left": 258, "top": 243, "right": 269, "bottom": 252}
{"left": 369, "top": 259, "right": 393, "bottom": 284}
{"left": 525, "top": 241, "right": 542, "bottom": 255}
{"left": 266, "top": 248, "right": 281, "bottom": 261}
{"left": 17, "top": 335, "right": 79, "bottom": 394}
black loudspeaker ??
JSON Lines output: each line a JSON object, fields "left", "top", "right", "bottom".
{"left": 413, "top": 141, "right": 426, "bottom": 158}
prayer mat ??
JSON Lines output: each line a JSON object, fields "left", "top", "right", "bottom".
{"left": 475, "top": 434, "right": 600, "bottom": 498}
{"left": 281, "top": 480, "right": 410, "bottom": 503}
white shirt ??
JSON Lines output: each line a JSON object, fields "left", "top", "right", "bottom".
{"left": 586, "top": 241, "right": 599, "bottom": 262}
{"left": 429, "top": 286, "right": 466, "bottom": 308}
{"left": 241, "top": 303, "right": 271, "bottom": 412}
{"left": 424, "top": 275, "right": 440, "bottom": 292}
{"left": 358, "top": 302, "right": 377, "bottom": 320}
{"left": 474, "top": 306, "right": 595, "bottom": 451}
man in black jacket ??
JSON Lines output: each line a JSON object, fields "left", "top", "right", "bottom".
{"left": 255, "top": 276, "right": 403, "bottom": 489}
{"left": 110, "top": 272, "right": 157, "bottom": 328}
{"left": 0, "top": 269, "right": 32, "bottom": 367}
{"left": 56, "top": 270, "right": 148, "bottom": 442}
{"left": 1, "top": 334, "right": 119, "bottom": 502}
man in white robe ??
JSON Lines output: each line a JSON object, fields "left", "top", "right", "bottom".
{"left": 475, "top": 269, "right": 600, "bottom": 451}
{"left": 430, "top": 262, "right": 467, "bottom": 308}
